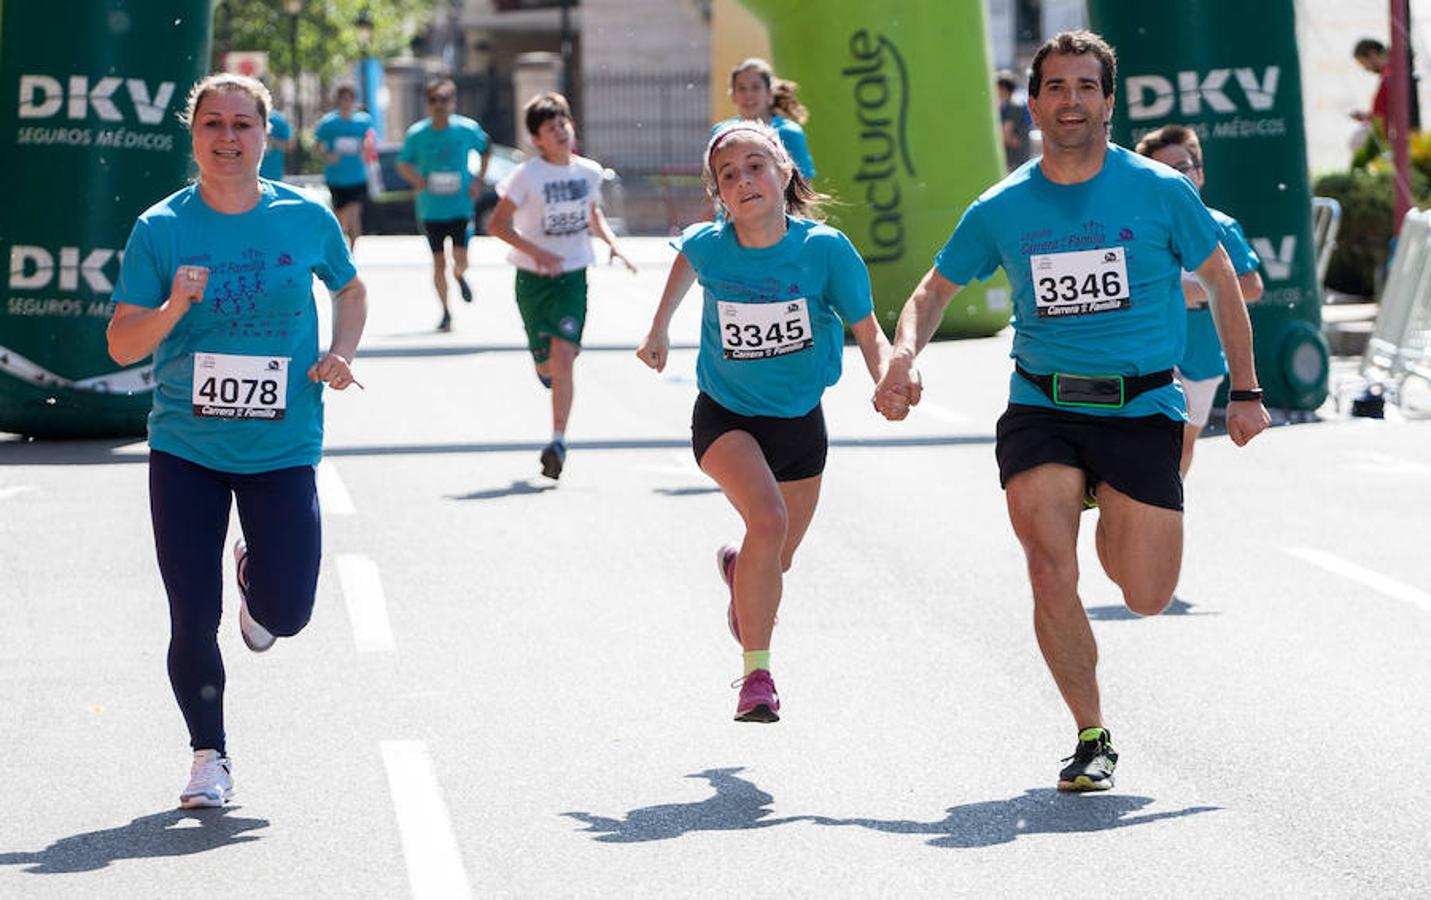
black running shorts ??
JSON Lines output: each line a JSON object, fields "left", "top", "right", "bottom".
{"left": 328, "top": 183, "right": 367, "bottom": 209}
{"left": 691, "top": 392, "right": 827, "bottom": 482}
{"left": 994, "top": 403, "right": 1184, "bottom": 510}
{"left": 423, "top": 217, "right": 470, "bottom": 252}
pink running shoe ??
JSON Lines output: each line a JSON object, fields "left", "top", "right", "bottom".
{"left": 716, "top": 543, "right": 740, "bottom": 642}
{"left": 733, "top": 669, "right": 780, "bottom": 723}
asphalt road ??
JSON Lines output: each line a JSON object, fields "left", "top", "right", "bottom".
{"left": 1, "top": 236, "right": 1427, "bottom": 898}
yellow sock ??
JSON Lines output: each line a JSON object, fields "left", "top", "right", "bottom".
{"left": 742, "top": 650, "right": 770, "bottom": 676}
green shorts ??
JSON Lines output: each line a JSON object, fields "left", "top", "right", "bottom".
{"left": 515, "top": 268, "right": 587, "bottom": 364}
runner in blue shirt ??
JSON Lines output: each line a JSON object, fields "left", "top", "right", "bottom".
{"left": 260, "top": 108, "right": 293, "bottom": 182}
{"left": 106, "top": 74, "right": 368, "bottom": 811}
{"left": 398, "top": 77, "right": 491, "bottom": 332}
{"left": 1136, "top": 124, "right": 1264, "bottom": 477}
{"left": 314, "top": 85, "right": 375, "bottom": 250}
{"left": 713, "top": 58, "right": 816, "bottom": 180}
{"left": 876, "top": 32, "right": 1270, "bottom": 792}
{"left": 638, "top": 120, "right": 896, "bottom": 724}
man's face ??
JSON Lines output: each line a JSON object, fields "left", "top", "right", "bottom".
{"left": 1356, "top": 50, "right": 1387, "bottom": 74}
{"left": 1028, "top": 53, "right": 1113, "bottom": 153}
{"left": 1150, "top": 143, "right": 1205, "bottom": 191}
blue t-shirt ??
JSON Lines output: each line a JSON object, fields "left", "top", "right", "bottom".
{"left": 314, "top": 110, "right": 375, "bottom": 187}
{"left": 112, "top": 182, "right": 357, "bottom": 474}
{"left": 260, "top": 110, "right": 291, "bottom": 181}
{"left": 934, "top": 144, "right": 1221, "bottom": 421}
{"left": 711, "top": 115, "right": 816, "bottom": 180}
{"left": 1179, "top": 208, "right": 1261, "bottom": 381}
{"left": 399, "top": 115, "right": 490, "bottom": 222}
{"left": 675, "top": 217, "right": 873, "bottom": 418}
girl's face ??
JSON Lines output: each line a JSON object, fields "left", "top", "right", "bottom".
{"left": 712, "top": 138, "right": 790, "bottom": 223}
{"left": 730, "top": 68, "right": 773, "bottom": 119}
{"left": 191, "top": 89, "right": 265, "bottom": 181}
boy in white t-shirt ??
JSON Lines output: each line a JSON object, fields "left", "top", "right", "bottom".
{"left": 490, "top": 92, "right": 635, "bottom": 480}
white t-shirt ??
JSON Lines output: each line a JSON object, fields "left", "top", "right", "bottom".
{"left": 497, "top": 155, "right": 605, "bottom": 273}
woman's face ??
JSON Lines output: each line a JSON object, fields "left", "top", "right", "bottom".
{"left": 191, "top": 89, "right": 265, "bottom": 182}
{"left": 730, "top": 68, "right": 773, "bottom": 119}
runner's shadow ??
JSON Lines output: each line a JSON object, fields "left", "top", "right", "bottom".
{"left": 809, "top": 788, "right": 1218, "bottom": 849}
{"left": 652, "top": 486, "right": 720, "bottom": 496}
{"left": 1084, "top": 596, "right": 1215, "bottom": 622}
{"left": 0, "top": 806, "right": 268, "bottom": 874}
{"left": 563, "top": 767, "right": 804, "bottom": 843}
{"left": 449, "top": 479, "right": 557, "bottom": 501}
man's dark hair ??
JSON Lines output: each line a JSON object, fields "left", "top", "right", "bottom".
{"left": 1354, "top": 38, "right": 1387, "bottom": 60}
{"left": 1134, "top": 123, "right": 1203, "bottom": 169}
{"left": 1028, "top": 30, "right": 1117, "bottom": 99}
{"left": 425, "top": 77, "right": 456, "bottom": 101}
{"left": 996, "top": 70, "right": 1018, "bottom": 93}
{"left": 524, "top": 91, "right": 571, "bottom": 136}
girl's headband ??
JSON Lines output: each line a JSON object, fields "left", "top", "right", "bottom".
{"left": 707, "top": 124, "right": 790, "bottom": 171}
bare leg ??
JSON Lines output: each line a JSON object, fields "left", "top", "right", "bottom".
{"left": 431, "top": 248, "right": 450, "bottom": 314}
{"left": 1006, "top": 463, "right": 1102, "bottom": 729}
{"left": 1179, "top": 423, "right": 1201, "bottom": 478}
{"left": 547, "top": 337, "right": 579, "bottom": 435}
{"left": 1093, "top": 481, "right": 1183, "bottom": 616}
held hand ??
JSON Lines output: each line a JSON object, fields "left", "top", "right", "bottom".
{"left": 170, "top": 266, "right": 209, "bottom": 306}
{"left": 636, "top": 331, "right": 669, "bottom": 372}
{"left": 1225, "top": 399, "right": 1270, "bottom": 446}
{"left": 308, "top": 352, "right": 365, "bottom": 391}
{"left": 609, "top": 245, "right": 637, "bottom": 274}
{"left": 532, "top": 248, "right": 564, "bottom": 277}
{"left": 873, "top": 366, "right": 920, "bottom": 421}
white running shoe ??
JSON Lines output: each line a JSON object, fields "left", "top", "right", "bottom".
{"left": 233, "top": 539, "right": 275, "bottom": 652}
{"left": 179, "top": 749, "right": 234, "bottom": 808}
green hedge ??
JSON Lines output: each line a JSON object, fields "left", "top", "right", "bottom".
{"left": 1313, "top": 168, "right": 1429, "bottom": 298}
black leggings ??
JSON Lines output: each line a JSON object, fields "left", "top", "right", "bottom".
{"left": 149, "top": 450, "right": 322, "bottom": 754}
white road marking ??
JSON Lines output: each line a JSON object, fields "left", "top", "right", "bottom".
{"left": 0, "top": 486, "right": 36, "bottom": 500}
{"left": 380, "top": 740, "right": 473, "bottom": 900}
{"left": 336, "top": 555, "right": 396, "bottom": 652}
{"left": 1345, "top": 451, "right": 1431, "bottom": 478}
{"left": 1285, "top": 547, "right": 1431, "bottom": 614}
{"left": 316, "top": 460, "right": 355, "bottom": 515}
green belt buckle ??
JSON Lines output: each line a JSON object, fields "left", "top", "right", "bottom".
{"left": 1051, "top": 373, "right": 1126, "bottom": 409}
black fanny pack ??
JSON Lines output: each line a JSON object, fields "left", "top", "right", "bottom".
{"left": 1016, "top": 365, "right": 1173, "bottom": 410}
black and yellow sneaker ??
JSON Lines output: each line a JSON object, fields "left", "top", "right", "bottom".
{"left": 1058, "top": 726, "right": 1118, "bottom": 791}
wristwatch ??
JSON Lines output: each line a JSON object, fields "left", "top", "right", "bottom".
{"left": 1228, "top": 388, "right": 1264, "bottom": 402}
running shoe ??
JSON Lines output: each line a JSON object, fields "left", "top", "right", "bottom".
{"left": 179, "top": 749, "right": 234, "bottom": 808}
{"left": 1057, "top": 726, "right": 1118, "bottom": 791}
{"left": 539, "top": 441, "right": 566, "bottom": 480}
{"left": 457, "top": 275, "right": 473, "bottom": 303}
{"left": 437, "top": 310, "right": 453, "bottom": 332}
{"left": 233, "top": 539, "right": 275, "bottom": 653}
{"left": 717, "top": 542, "right": 740, "bottom": 643}
{"left": 733, "top": 669, "right": 780, "bottom": 723}
{"left": 1082, "top": 483, "right": 1099, "bottom": 511}
{"left": 536, "top": 371, "right": 553, "bottom": 389}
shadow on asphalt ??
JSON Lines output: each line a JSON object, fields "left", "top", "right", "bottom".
{"left": 1084, "top": 596, "right": 1216, "bottom": 621}
{"left": 449, "top": 479, "right": 557, "bottom": 500}
{"left": 0, "top": 434, "right": 995, "bottom": 465}
{"left": 653, "top": 485, "right": 721, "bottom": 496}
{"left": 356, "top": 342, "right": 700, "bottom": 359}
{"left": 806, "top": 788, "right": 1220, "bottom": 848}
{"left": 0, "top": 806, "right": 268, "bottom": 874}
{"left": 563, "top": 767, "right": 803, "bottom": 843}
{"left": 564, "top": 771, "right": 1219, "bottom": 848}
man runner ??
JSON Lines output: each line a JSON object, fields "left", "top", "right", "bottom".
{"left": 875, "top": 30, "right": 1270, "bottom": 791}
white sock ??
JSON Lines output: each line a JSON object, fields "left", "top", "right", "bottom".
{"left": 552, "top": 430, "right": 565, "bottom": 446}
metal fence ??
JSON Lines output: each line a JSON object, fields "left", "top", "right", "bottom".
{"left": 1359, "top": 207, "right": 1431, "bottom": 412}
{"left": 579, "top": 70, "right": 710, "bottom": 176}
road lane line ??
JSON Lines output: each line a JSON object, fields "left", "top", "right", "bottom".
{"left": 336, "top": 554, "right": 396, "bottom": 652}
{"left": 1285, "top": 547, "right": 1431, "bottom": 614}
{"left": 0, "top": 486, "right": 36, "bottom": 500}
{"left": 316, "top": 460, "right": 356, "bottom": 515}
{"left": 380, "top": 740, "right": 473, "bottom": 900}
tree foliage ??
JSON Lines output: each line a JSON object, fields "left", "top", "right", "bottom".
{"left": 212, "top": 0, "right": 436, "bottom": 82}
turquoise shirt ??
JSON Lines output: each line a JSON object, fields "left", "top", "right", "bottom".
{"left": 711, "top": 115, "right": 816, "bottom": 180}
{"left": 112, "top": 182, "right": 357, "bottom": 474}
{"left": 259, "top": 110, "right": 291, "bottom": 181}
{"left": 314, "top": 110, "right": 375, "bottom": 187}
{"left": 1179, "top": 208, "right": 1261, "bottom": 381}
{"left": 935, "top": 145, "right": 1221, "bottom": 421}
{"left": 675, "top": 217, "right": 873, "bottom": 418}
{"left": 398, "top": 115, "right": 491, "bottom": 222}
